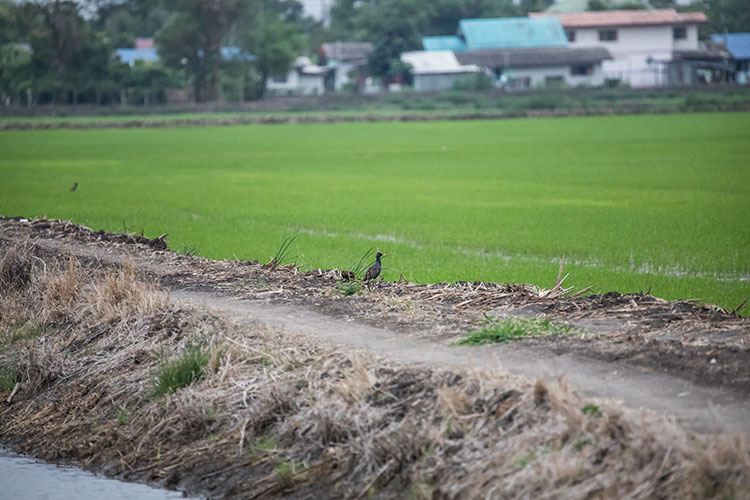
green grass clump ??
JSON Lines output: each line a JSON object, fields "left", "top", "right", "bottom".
{"left": 0, "top": 369, "right": 22, "bottom": 393}
{"left": 152, "top": 344, "right": 210, "bottom": 397}
{"left": 455, "top": 316, "right": 575, "bottom": 345}
{"left": 337, "top": 280, "right": 362, "bottom": 296}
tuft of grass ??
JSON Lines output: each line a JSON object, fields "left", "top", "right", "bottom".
{"left": 454, "top": 316, "right": 575, "bottom": 345}
{"left": 116, "top": 407, "right": 132, "bottom": 425}
{"left": 0, "top": 369, "right": 23, "bottom": 393}
{"left": 152, "top": 344, "right": 210, "bottom": 397}
{"left": 337, "top": 280, "right": 362, "bottom": 296}
{"left": 581, "top": 404, "right": 601, "bottom": 416}
{"left": 269, "top": 232, "right": 298, "bottom": 268}
{"left": 573, "top": 437, "right": 591, "bottom": 452}
{"left": 249, "top": 434, "right": 279, "bottom": 456}
{"left": 274, "top": 460, "right": 304, "bottom": 489}
{"left": 350, "top": 247, "right": 375, "bottom": 279}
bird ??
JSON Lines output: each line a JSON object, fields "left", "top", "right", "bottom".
{"left": 363, "top": 251, "right": 386, "bottom": 286}
{"left": 70, "top": 182, "right": 78, "bottom": 192}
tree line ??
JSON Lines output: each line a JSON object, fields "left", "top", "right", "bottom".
{"left": 0, "top": 0, "right": 746, "bottom": 106}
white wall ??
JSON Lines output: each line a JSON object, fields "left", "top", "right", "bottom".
{"left": 266, "top": 70, "right": 326, "bottom": 95}
{"left": 505, "top": 63, "right": 605, "bottom": 88}
{"left": 567, "top": 24, "right": 700, "bottom": 87}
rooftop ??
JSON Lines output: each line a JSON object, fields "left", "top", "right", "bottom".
{"left": 458, "top": 17, "right": 568, "bottom": 50}
{"left": 400, "top": 51, "right": 479, "bottom": 74}
{"left": 320, "top": 42, "right": 374, "bottom": 63}
{"left": 530, "top": 9, "right": 707, "bottom": 28}
{"left": 711, "top": 33, "right": 750, "bottom": 60}
{"left": 422, "top": 36, "right": 467, "bottom": 52}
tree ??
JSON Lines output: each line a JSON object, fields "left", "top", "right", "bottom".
{"left": 702, "top": 0, "right": 750, "bottom": 33}
{"left": 156, "top": 0, "right": 246, "bottom": 102}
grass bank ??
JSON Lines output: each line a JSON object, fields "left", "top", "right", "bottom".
{"left": 1, "top": 243, "right": 748, "bottom": 498}
{"left": 1, "top": 113, "right": 748, "bottom": 311}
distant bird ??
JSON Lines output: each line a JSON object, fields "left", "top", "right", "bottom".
{"left": 70, "top": 182, "right": 78, "bottom": 192}
{"left": 363, "top": 251, "right": 386, "bottom": 286}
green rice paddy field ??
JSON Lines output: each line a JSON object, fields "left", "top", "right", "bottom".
{"left": 1, "top": 112, "right": 749, "bottom": 311}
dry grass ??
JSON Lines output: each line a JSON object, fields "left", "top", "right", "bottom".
{"left": 0, "top": 241, "right": 748, "bottom": 499}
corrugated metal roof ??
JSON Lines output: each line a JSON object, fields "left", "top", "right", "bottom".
{"left": 401, "top": 51, "right": 479, "bottom": 74}
{"left": 531, "top": 9, "right": 707, "bottom": 28}
{"left": 422, "top": 36, "right": 467, "bottom": 52}
{"left": 711, "top": 33, "right": 750, "bottom": 61}
{"left": 458, "top": 17, "right": 568, "bottom": 50}
{"left": 455, "top": 46, "right": 612, "bottom": 68}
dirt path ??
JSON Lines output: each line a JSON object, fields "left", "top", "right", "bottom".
{"left": 172, "top": 290, "right": 750, "bottom": 435}
{"left": 2, "top": 217, "right": 748, "bottom": 436}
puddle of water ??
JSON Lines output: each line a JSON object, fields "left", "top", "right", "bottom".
{"left": 0, "top": 447, "right": 199, "bottom": 500}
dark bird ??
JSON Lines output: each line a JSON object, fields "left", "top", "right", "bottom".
{"left": 70, "top": 182, "right": 78, "bottom": 192}
{"left": 363, "top": 251, "right": 386, "bottom": 285}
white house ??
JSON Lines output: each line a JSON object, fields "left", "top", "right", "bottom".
{"left": 319, "top": 42, "right": 374, "bottom": 92}
{"left": 531, "top": 9, "right": 707, "bottom": 87}
{"left": 455, "top": 46, "right": 611, "bottom": 89}
{"left": 400, "top": 51, "right": 481, "bottom": 92}
{"left": 265, "top": 56, "right": 330, "bottom": 96}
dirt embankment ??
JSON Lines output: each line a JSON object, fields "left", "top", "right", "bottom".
{"left": 1, "top": 229, "right": 749, "bottom": 499}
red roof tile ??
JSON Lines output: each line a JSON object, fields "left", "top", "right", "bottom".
{"left": 530, "top": 9, "right": 707, "bottom": 28}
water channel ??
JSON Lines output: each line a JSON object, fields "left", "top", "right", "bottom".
{"left": 0, "top": 446, "right": 199, "bottom": 500}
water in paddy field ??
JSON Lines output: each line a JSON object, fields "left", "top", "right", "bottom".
{"left": 0, "top": 446, "right": 199, "bottom": 500}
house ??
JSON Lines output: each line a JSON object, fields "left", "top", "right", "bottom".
{"left": 455, "top": 46, "right": 611, "bottom": 89}
{"left": 417, "top": 17, "right": 611, "bottom": 89}
{"left": 319, "top": 42, "right": 374, "bottom": 92}
{"left": 265, "top": 56, "right": 331, "bottom": 96}
{"left": 711, "top": 33, "right": 750, "bottom": 85}
{"left": 400, "top": 51, "right": 480, "bottom": 92}
{"left": 530, "top": 9, "right": 708, "bottom": 87}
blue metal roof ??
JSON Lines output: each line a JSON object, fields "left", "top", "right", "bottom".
{"left": 711, "top": 33, "right": 750, "bottom": 60}
{"left": 422, "top": 36, "right": 467, "bottom": 52}
{"left": 115, "top": 48, "right": 158, "bottom": 65}
{"left": 458, "top": 17, "right": 568, "bottom": 50}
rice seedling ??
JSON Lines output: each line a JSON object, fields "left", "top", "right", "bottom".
{"left": 455, "top": 316, "right": 576, "bottom": 345}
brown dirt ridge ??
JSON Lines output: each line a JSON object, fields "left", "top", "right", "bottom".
{"left": 1, "top": 217, "right": 750, "bottom": 499}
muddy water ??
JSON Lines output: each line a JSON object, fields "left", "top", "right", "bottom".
{"left": 0, "top": 447, "right": 199, "bottom": 500}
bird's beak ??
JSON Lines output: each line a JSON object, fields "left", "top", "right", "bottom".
{"left": 381, "top": 253, "right": 387, "bottom": 257}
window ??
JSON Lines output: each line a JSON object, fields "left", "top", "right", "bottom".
{"left": 565, "top": 29, "right": 576, "bottom": 42}
{"left": 545, "top": 75, "right": 564, "bottom": 86}
{"left": 571, "top": 64, "right": 594, "bottom": 76}
{"left": 272, "top": 72, "right": 288, "bottom": 83}
{"left": 599, "top": 30, "right": 617, "bottom": 41}
{"left": 673, "top": 27, "right": 687, "bottom": 40}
